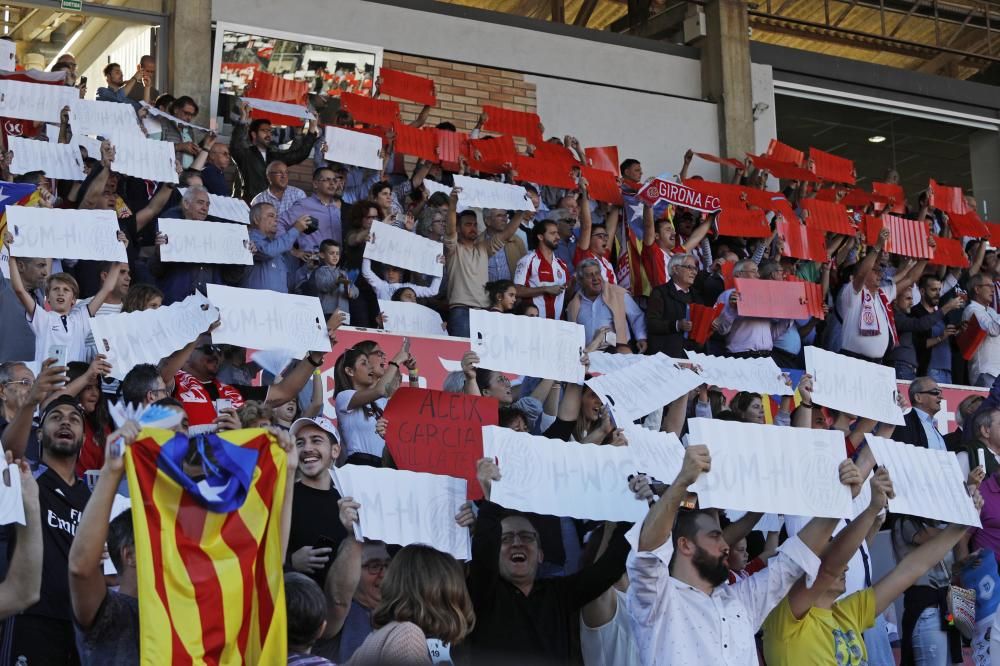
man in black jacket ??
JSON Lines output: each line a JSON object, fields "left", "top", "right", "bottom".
{"left": 467, "top": 458, "right": 629, "bottom": 664}
{"left": 892, "top": 376, "right": 947, "bottom": 450}
{"left": 230, "top": 101, "right": 319, "bottom": 203}
{"left": 647, "top": 253, "right": 700, "bottom": 358}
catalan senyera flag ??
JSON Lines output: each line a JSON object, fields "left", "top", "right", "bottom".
{"left": 125, "top": 428, "right": 288, "bottom": 666}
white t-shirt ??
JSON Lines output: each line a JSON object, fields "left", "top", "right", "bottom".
{"left": 335, "top": 389, "right": 387, "bottom": 458}
{"left": 580, "top": 589, "right": 639, "bottom": 666}
{"left": 28, "top": 304, "right": 91, "bottom": 366}
{"left": 837, "top": 282, "right": 896, "bottom": 359}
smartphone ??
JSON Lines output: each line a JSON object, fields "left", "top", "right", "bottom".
{"left": 214, "top": 398, "right": 233, "bottom": 414}
{"left": 603, "top": 331, "right": 617, "bottom": 348}
{"left": 314, "top": 535, "right": 339, "bottom": 552}
{"left": 47, "top": 344, "right": 67, "bottom": 367}
{"left": 79, "top": 76, "right": 87, "bottom": 87}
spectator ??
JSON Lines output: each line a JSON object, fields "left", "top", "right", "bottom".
{"left": 890, "top": 286, "right": 959, "bottom": 380}
{"left": 0, "top": 453, "right": 42, "bottom": 620}
{"left": 713, "top": 259, "right": 792, "bottom": 358}
{"left": 946, "top": 394, "right": 984, "bottom": 452}
{"left": 337, "top": 542, "right": 391, "bottom": 662}
{"left": 913, "top": 274, "right": 964, "bottom": 383}
{"left": 126, "top": 55, "right": 158, "bottom": 105}
{"left": 361, "top": 257, "right": 441, "bottom": 303}
{"left": 95, "top": 63, "right": 144, "bottom": 107}
{"left": 119, "top": 363, "right": 170, "bottom": 408}
{"left": 891, "top": 376, "right": 947, "bottom": 451}
{"left": 647, "top": 253, "right": 699, "bottom": 358}
{"left": 444, "top": 189, "right": 524, "bottom": 337}
{"left": 231, "top": 102, "right": 318, "bottom": 203}
{"left": 514, "top": 219, "right": 570, "bottom": 320}
{"left": 300, "top": 240, "right": 359, "bottom": 320}
{"left": 251, "top": 160, "right": 308, "bottom": 220}
{"left": 0, "top": 361, "right": 34, "bottom": 433}
{"left": 59, "top": 359, "right": 112, "bottom": 476}
{"left": 243, "top": 202, "right": 311, "bottom": 292}
{"left": 200, "top": 140, "right": 232, "bottom": 197}
{"left": 958, "top": 408, "right": 1000, "bottom": 478}
{"left": 333, "top": 345, "right": 409, "bottom": 466}
{"left": 485, "top": 279, "right": 517, "bottom": 313}
{"left": 285, "top": 572, "right": 337, "bottom": 666}
{"left": 566, "top": 258, "right": 646, "bottom": 354}
{"left": 121, "top": 283, "right": 163, "bottom": 312}
{"left": 281, "top": 166, "right": 346, "bottom": 255}
{"left": 160, "top": 96, "right": 205, "bottom": 170}
{"left": 964, "top": 272, "right": 1000, "bottom": 387}
{"left": 484, "top": 208, "right": 527, "bottom": 282}
{"left": 0, "top": 254, "right": 46, "bottom": 362}
{"left": 574, "top": 185, "right": 619, "bottom": 284}
{"left": 641, "top": 204, "right": 710, "bottom": 288}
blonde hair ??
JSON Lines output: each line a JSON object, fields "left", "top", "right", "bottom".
{"left": 372, "top": 544, "right": 475, "bottom": 645}
{"left": 46, "top": 272, "right": 79, "bottom": 297}
{"left": 237, "top": 400, "right": 273, "bottom": 427}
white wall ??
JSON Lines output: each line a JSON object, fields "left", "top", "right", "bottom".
{"left": 79, "top": 25, "right": 153, "bottom": 99}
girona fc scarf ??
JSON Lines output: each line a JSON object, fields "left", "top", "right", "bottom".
{"left": 125, "top": 428, "right": 288, "bottom": 665}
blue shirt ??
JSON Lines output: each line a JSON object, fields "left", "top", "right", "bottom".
{"left": 573, "top": 291, "right": 647, "bottom": 345}
{"left": 279, "top": 194, "right": 342, "bottom": 251}
{"left": 241, "top": 227, "right": 301, "bottom": 293}
{"left": 95, "top": 86, "right": 138, "bottom": 108}
{"left": 915, "top": 407, "right": 947, "bottom": 451}
{"left": 928, "top": 316, "right": 952, "bottom": 371}
{"left": 250, "top": 185, "right": 306, "bottom": 220}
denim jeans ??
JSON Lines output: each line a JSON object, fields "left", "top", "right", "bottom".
{"left": 447, "top": 306, "right": 471, "bottom": 338}
{"left": 895, "top": 362, "right": 917, "bottom": 380}
{"left": 976, "top": 373, "right": 998, "bottom": 389}
{"left": 911, "top": 606, "right": 950, "bottom": 665}
{"left": 927, "top": 368, "right": 952, "bottom": 385}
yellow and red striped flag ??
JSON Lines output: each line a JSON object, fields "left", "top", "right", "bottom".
{"left": 125, "top": 428, "right": 288, "bottom": 665}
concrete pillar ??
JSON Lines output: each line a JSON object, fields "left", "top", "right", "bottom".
{"left": 164, "top": 0, "right": 212, "bottom": 125}
{"left": 700, "top": 0, "right": 755, "bottom": 165}
{"left": 970, "top": 130, "right": 1000, "bottom": 222}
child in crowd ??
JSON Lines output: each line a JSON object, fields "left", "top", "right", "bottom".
{"left": 298, "top": 240, "right": 358, "bottom": 321}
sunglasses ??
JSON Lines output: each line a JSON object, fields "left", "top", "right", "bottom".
{"left": 915, "top": 389, "right": 943, "bottom": 397}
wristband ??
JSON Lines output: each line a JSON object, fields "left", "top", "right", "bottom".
{"left": 387, "top": 361, "right": 400, "bottom": 370}
{"left": 306, "top": 354, "right": 323, "bottom": 368}
{"left": 799, "top": 401, "right": 814, "bottom": 408}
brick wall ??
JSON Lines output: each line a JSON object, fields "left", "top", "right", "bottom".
{"left": 284, "top": 52, "right": 539, "bottom": 192}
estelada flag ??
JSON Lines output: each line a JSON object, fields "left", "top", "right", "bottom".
{"left": 0, "top": 182, "right": 40, "bottom": 239}
{"left": 125, "top": 428, "right": 288, "bottom": 665}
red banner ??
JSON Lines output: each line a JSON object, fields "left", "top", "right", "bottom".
{"left": 766, "top": 139, "right": 804, "bottom": 167}
{"left": 716, "top": 208, "right": 770, "bottom": 238}
{"left": 721, "top": 261, "right": 735, "bottom": 290}
{"left": 585, "top": 146, "right": 619, "bottom": 174}
{"left": 637, "top": 178, "right": 721, "bottom": 213}
{"left": 246, "top": 70, "right": 309, "bottom": 104}
{"left": 863, "top": 214, "right": 932, "bottom": 259}
{"left": 341, "top": 92, "right": 400, "bottom": 127}
{"left": 481, "top": 104, "right": 543, "bottom": 144}
{"left": 514, "top": 155, "right": 576, "bottom": 190}
{"left": 436, "top": 129, "right": 466, "bottom": 172}
{"left": 695, "top": 152, "right": 744, "bottom": 170}
{"left": 930, "top": 236, "right": 970, "bottom": 268}
{"left": 383, "top": 387, "right": 497, "bottom": 500}
{"left": 929, "top": 179, "right": 969, "bottom": 215}
{"left": 466, "top": 135, "right": 518, "bottom": 174}
{"left": 948, "top": 211, "right": 990, "bottom": 239}
{"left": 776, "top": 216, "right": 828, "bottom": 263}
{"left": 580, "top": 166, "right": 623, "bottom": 205}
{"left": 391, "top": 122, "right": 439, "bottom": 161}
{"left": 735, "top": 278, "right": 819, "bottom": 320}
{"left": 809, "top": 147, "right": 856, "bottom": 184}
{"left": 378, "top": 68, "right": 437, "bottom": 106}
{"left": 748, "top": 154, "right": 820, "bottom": 182}
{"left": 872, "top": 182, "right": 906, "bottom": 214}
{"left": 690, "top": 303, "right": 724, "bottom": 345}
{"left": 800, "top": 199, "right": 856, "bottom": 235}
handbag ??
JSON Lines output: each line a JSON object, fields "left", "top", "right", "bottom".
{"left": 946, "top": 583, "right": 977, "bottom": 640}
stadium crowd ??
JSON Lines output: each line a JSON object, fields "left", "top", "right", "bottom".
{"left": 0, "top": 45, "right": 998, "bottom": 666}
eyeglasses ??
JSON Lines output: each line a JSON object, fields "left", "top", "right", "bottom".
{"left": 2, "top": 379, "right": 32, "bottom": 387}
{"left": 915, "top": 389, "right": 943, "bottom": 397}
{"left": 491, "top": 374, "right": 512, "bottom": 387}
{"left": 363, "top": 560, "right": 390, "bottom": 574}
{"left": 677, "top": 264, "right": 698, "bottom": 272}
{"left": 500, "top": 531, "right": 538, "bottom": 546}
{"left": 149, "top": 387, "right": 169, "bottom": 399}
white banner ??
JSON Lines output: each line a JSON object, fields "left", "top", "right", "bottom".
{"left": 74, "top": 135, "right": 103, "bottom": 162}
{"left": 208, "top": 284, "right": 331, "bottom": 356}
{"left": 69, "top": 99, "right": 142, "bottom": 141}
{"left": 139, "top": 101, "right": 210, "bottom": 132}
{"left": 109, "top": 134, "right": 179, "bottom": 183}
{"left": 7, "top": 137, "right": 84, "bottom": 180}
{"left": 364, "top": 220, "right": 444, "bottom": 278}
{"left": 324, "top": 126, "right": 382, "bottom": 170}
{"left": 725, "top": 511, "right": 785, "bottom": 534}
{"left": 0, "top": 80, "right": 78, "bottom": 123}
{"left": 378, "top": 299, "right": 445, "bottom": 336}
{"left": 6, "top": 206, "right": 127, "bottom": 262}
{"left": 587, "top": 351, "right": 644, "bottom": 376}
{"left": 482, "top": 425, "right": 649, "bottom": 522}
{"left": 332, "top": 465, "right": 470, "bottom": 561}
{"left": 157, "top": 218, "right": 252, "bottom": 265}
{"left": 178, "top": 188, "right": 250, "bottom": 224}
{"left": 0, "top": 460, "right": 24, "bottom": 526}
{"left": 805, "top": 346, "right": 905, "bottom": 425}
{"left": 470, "top": 309, "right": 585, "bottom": 383}
{"left": 453, "top": 175, "right": 534, "bottom": 211}
{"left": 687, "top": 418, "right": 853, "bottom": 518}
{"left": 864, "top": 434, "right": 981, "bottom": 527}
{"left": 88, "top": 293, "right": 220, "bottom": 380}
{"left": 0, "top": 41, "right": 14, "bottom": 72}
{"left": 241, "top": 96, "right": 316, "bottom": 121}
{"left": 623, "top": 425, "right": 685, "bottom": 486}
{"left": 585, "top": 353, "right": 703, "bottom": 425}
{"left": 685, "top": 351, "right": 792, "bottom": 396}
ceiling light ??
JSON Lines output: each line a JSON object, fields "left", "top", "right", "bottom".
{"left": 868, "top": 135, "right": 886, "bottom": 143}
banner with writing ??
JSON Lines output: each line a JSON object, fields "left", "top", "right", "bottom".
{"left": 208, "top": 284, "right": 330, "bottom": 356}
{"left": 7, "top": 206, "right": 127, "bottom": 262}
{"left": 585, "top": 353, "right": 703, "bottom": 425}
{"left": 8, "top": 137, "right": 84, "bottom": 180}
{"left": 0, "top": 79, "right": 78, "bottom": 123}
{"left": 158, "top": 218, "right": 252, "bottom": 265}
{"left": 623, "top": 425, "right": 685, "bottom": 486}
{"left": 69, "top": 99, "right": 143, "bottom": 141}
{"left": 470, "top": 309, "right": 585, "bottom": 383}
{"left": 685, "top": 351, "right": 792, "bottom": 396}
{"left": 452, "top": 175, "right": 534, "bottom": 212}
{"left": 324, "top": 126, "right": 383, "bottom": 171}
{"left": 637, "top": 178, "right": 721, "bottom": 213}
{"left": 109, "top": 134, "right": 179, "bottom": 183}
{"left": 805, "top": 346, "right": 905, "bottom": 425}
{"left": 363, "top": 220, "right": 444, "bottom": 278}
{"left": 378, "top": 299, "right": 445, "bottom": 336}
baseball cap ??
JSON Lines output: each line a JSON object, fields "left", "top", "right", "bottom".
{"left": 40, "top": 394, "right": 85, "bottom": 424}
{"left": 289, "top": 416, "right": 339, "bottom": 445}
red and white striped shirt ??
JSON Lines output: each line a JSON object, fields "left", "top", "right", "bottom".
{"left": 515, "top": 249, "right": 569, "bottom": 319}
{"left": 641, "top": 243, "right": 672, "bottom": 288}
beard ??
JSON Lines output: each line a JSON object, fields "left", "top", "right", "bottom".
{"left": 692, "top": 544, "right": 730, "bottom": 586}
{"left": 44, "top": 437, "right": 82, "bottom": 459}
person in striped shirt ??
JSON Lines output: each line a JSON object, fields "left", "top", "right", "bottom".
{"left": 514, "top": 219, "right": 569, "bottom": 320}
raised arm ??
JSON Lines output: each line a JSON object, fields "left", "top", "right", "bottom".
{"left": 0, "top": 457, "right": 42, "bottom": 619}
{"left": 87, "top": 261, "right": 128, "bottom": 316}
{"left": 320, "top": 498, "right": 363, "bottom": 638}
{"left": 874, "top": 521, "right": 972, "bottom": 614}
{"left": 576, "top": 179, "right": 593, "bottom": 252}
{"left": 795, "top": 459, "right": 864, "bottom": 556}
{"left": 6, "top": 254, "right": 36, "bottom": 317}
{"left": 266, "top": 351, "right": 327, "bottom": 408}
{"left": 681, "top": 217, "right": 712, "bottom": 253}
{"left": 642, "top": 204, "right": 655, "bottom": 248}
{"left": 134, "top": 183, "right": 176, "bottom": 231}
{"left": 638, "top": 445, "right": 709, "bottom": 552}
{"left": 852, "top": 227, "right": 889, "bottom": 292}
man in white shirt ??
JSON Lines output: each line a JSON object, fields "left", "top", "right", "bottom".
{"left": 625, "top": 445, "right": 861, "bottom": 666}
{"left": 838, "top": 228, "right": 896, "bottom": 362}
{"left": 964, "top": 272, "right": 1000, "bottom": 387}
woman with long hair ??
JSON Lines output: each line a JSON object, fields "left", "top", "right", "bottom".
{"left": 348, "top": 544, "right": 475, "bottom": 665}
{"left": 334, "top": 341, "right": 412, "bottom": 466}
{"left": 121, "top": 283, "right": 163, "bottom": 312}
{"left": 342, "top": 199, "right": 382, "bottom": 327}
{"left": 485, "top": 280, "right": 517, "bottom": 313}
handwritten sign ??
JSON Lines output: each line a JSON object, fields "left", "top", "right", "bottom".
{"left": 8, "top": 137, "right": 84, "bottom": 180}
{"left": 805, "top": 346, "right": 904, "bottom": 425}
{"left": 0, "top": 79, "right": 78, "bottom": 123}
{"left": 324, "top": 126, "right": 382, "bottom": 171}
{"left": 587, "top": 351, "right": 643, "bottom": 376}
{"left": 378, "top": 299, "right": 445, "bottom": 336}
{"left": 7, "top": 206, "right": 127, "bottom": 262}
{"left": 364, "top": 220, "right": 444, "bottom": 278}
{"left": 470, "top": 309, "right": 585, "bottom": 383}
{"left": 89, "top": 293, "right": 219, "bottom": 380}
{"left": 157, "top": 219, "right": 252, "bottom": 265}
{"left": 482, "top": 425, "right": 648, "bottom": 522}
{"left": 687, "top": 418, "right": 853, "bottom": 518}
{"left": 69, "top": 99, "right": 143, "bottom": 141}
{"left": 178, "top": 188, "right": 250, "bottom": 224}
{"left": 637, "top": 178, "right": 721, "bottom": 213}
{"left": 585, "top": 353, "right": 703, "bottom": 425}
{"left": 864, "top": 434, "right": 981, "bottom": 527}
{"left": 240, "top": 96, "right": 316, "bottom": 121}
{"left": 624, "top": 425, "right": 685, "bottom": 486}
{"left": 384, "top": 387, "right": 498, "bottom": 500}
{"left": 452, "top": 175, "right": 534, "bottom": 211}
{"left": 139, "top": 101, "right": 209, "bottom": 132}
{"left": 207, "top": 284, "right": 331, "bottom": 356}
{"left": 332, "top": 465, "right": 470, "bottom": 561}
{"left": 109, "top": 134, "right": 178, "bottom": 183}
{"left": 684, "top": 351, "right": 792, "bottom": 396}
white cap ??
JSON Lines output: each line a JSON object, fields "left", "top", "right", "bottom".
{"left": 289, "top": 416, "right": 339, "bottom": 444}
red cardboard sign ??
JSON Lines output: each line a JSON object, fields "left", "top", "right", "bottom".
{"left": 481, "top": 104, "right": 543, "bottom": 144}
{"left": 246, "top": 70, "right": 309, "bottom": 104}
{"left": 690, "top": 303, "right": 724, "bottom": 345}
{"left": 384, "top": 387, "right": 498, "bottom": 500}
{"left": 716, "top": 208, "right": 770, "bottom": 238}
{"left": 514, "top": 155, "right": 576, "bottom": 190}
{"left": 392, "top": 122, "right": 438, "bottom": 162}
{"left": 948, "top": 211, "right": 990, "bottom": 239}
{"left": 930, "top": 236, "right": 970, "bottom": 268}
{"left": 799, "top": 199, "right": 855, "bottom": 235}
{"left": 341, "top": 92, "right": 400, "bottom": 127}
{"left": 580, "top": 166, "right": 623, "bottom": 205}
{"left": 776, "top": 216, "right": 827, "bottom": 263}
{"left": 957, "top": 316, "right": 987, "bottom": 361}
{"left": 766, "top": 139, "right": 804, "bottom": 167}
{"left": 466, "top": 135, "right": 518, "bottom": 174}
{"left": 809, "top": 147, "right": 856, "bottom": 185}
{"left": 735, "top": 278, "right": 818, "bottom": 320}
{"left": 720, "top": 261, "right": 735, "bottom": 290}
{"left": 872, "top": 182, "right": 906, "bottom": 214}
{"left": 637, "top": 178, "right": 721, "bottom": 213}
{"left": 378, "top": 68, "right": 437, "bottom": 106}
{"left": 533, "top": 141, "right": 579, "bottom": 168}
{"left": 863, "top": 214, "right": 932, "bottom": 259}
{"left": 585, "top": 146, "right": 619, "bottom": 174}
{"left": 436, "top": 129, "right": 466, "bottom": 171}
{"left": 694, "top": 152, "right": 744, "bottom": 170}
{"left": 748, "top": 154, "right": 820, "bottom": 183}
{"left": 929, "top": 179, "right": 968, "bottom": 215}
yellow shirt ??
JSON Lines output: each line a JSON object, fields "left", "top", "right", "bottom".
{"left": 762, "top": 588, "right": 876, "bottom": 666}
